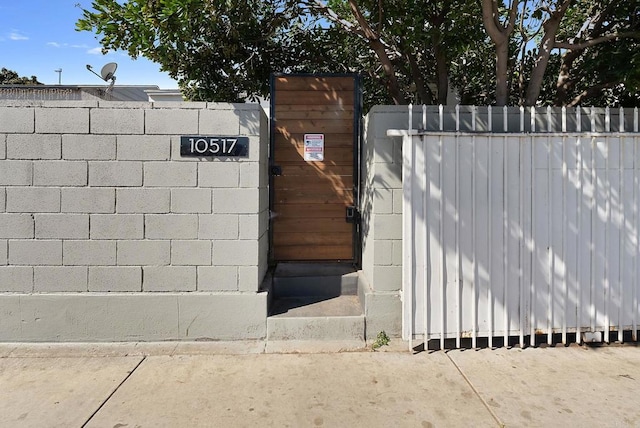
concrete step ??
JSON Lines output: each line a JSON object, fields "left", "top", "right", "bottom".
{"left": 272, "top": 263, "right": 359, "bottom": 297}
{"left": 267, "top": 295, "right": 365, "bottom": 342}
{"left": 272, "top": 273, "right": 359, "bottom": 297}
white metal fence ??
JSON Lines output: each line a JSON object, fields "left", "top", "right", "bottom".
{"left": 395, "top": 105, "right": 640, "bottom": 349}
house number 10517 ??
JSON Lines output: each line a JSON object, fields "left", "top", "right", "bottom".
{"left": 180, "top": 136, "right": 249, "bottom": 157}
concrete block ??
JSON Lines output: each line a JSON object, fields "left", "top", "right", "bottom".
{"left": 392, "top": 240, "right": 402, "bottom": 265}
{"left": 143, "top": 266, "right": 196, "bottom": 291}
{"left": 0, "top": 294, "right": 180, "bottom": 341}
{"left": 63, "top": 240, "right": 116, "bottom": 266}
{"left": 213, "top": 188, "right": 259, "bottom": 214}
{"left": 144, "top": 162, "right": 196, "bottom": 187}
{"left": 89, "top": 161, "right": 142, "bottom": 187}
{"left": 0, "top": 188, "right": 3, "bottom": 212}
{"left": 373, "top": 240, "right": 393, "bottom": 266}
{"left": 373, "top": 137, "right": 397, "bottom": 163}
{"left": 7, "top": 134, "right": 61, "bottom": 159}
{"left": 372, "top": 266, "right": 401, "bottom": 291}
{"left": 372, "top": 162, "right": 402, "bottom": 189}
{"left": 116, "top": 240, "right": 170, "bottom": 265}
{"left": 35, "top": 107, "right": 89, "bottom": 134}
{"left": 0, "top": 292, "right": 266, "bottom": 341}
{"left": 91, "top": 108, "right": 144, "bottom": 134}
{"left": 392, "top": 189, "right": 403, "bottom": 214}
{"left": 177, "top": 293, "right": 267, "bottom": 340}
{"left": 145, "top": 108, "right": 198, "bottom": 134}
{"left": 239, "top": 108, "right": 261, "bottom": 136}
{"left": 267, "top": 314, "right": 364, "bottom": 341}
{"left": 35, "top": 214, "right": 89, "bottom": 239}
{"left": 33, "top": 161, "right": 87, "bottom": 186}
{"left": 0, "top": 214, "right": 34, "bottom": 238}
{"left": 117, "top": 135, "right": 170, "bottom": 160}
{"left": 364, "top": 291, "right": 402, "bottom": 340}
{"left": 238, "top": 266, "right": 262, "bottom": 292}
{"left": 198, "top": 162, "right": 239, "bottom": 187}
{"left": 117, "top": 188, "right": 170, "bottom": 213}
{"left": 198, "top": 214, "right": 238, "bottom": 239}
{"left": 34, "top": 266, "right": 88, "bottom": 292}
{"left": 239, "top": 214, "right": 261, "bottom": 240}
{"left": 0, "top": 239, "right": 5, "bottom": 265}
{"left": 0, "top": 107, "right": 34, "bottom": 133}
{"left": 9, "top": 240, "right": 62, "bottom": 265}
{"left": 171, "top": 188, "right": 212, "bottom": 214}
{"left": 373, "top": 188, "right": 393, "bottom": 213}
{"left": 0, "top": 266, "right": 33, "bottom": 292}
{"left": 145, "top": 214, "right": 198, "bottom": 239}
{"left": 62, "top": 135, "right": 116, "bottom": 160}
{"left": 197, "top": 266, "right": 238, "bottom": 291}
{"left": 88, "top": 266, "right": 142, "bottom": 292}
{"left": 373, "top": 214, "right": 402, "bottom": 239}
{"left": 245, "top": 136, "right": 261, "bottom": 162}
{"left": 62, "top": 188, "right": 115, "bottom": 213}
{"left": 90, "top": 214, "right": 144, "bottom": 239}
{"left": 239, "top": 162, "right": 260, "bottom": 188}
{"left": 171, "top": 240, "right": 212, "bottom": 266}
{"left": 198, "top": 109, "right": 240, "bottom": 134}
{"left": 0, "top": 160, "right": 31, "bottom": 185}
{"left": 369, "top": 109, "right": 407, "bottom": 138}
{"left": 212, "top": 240, "right": 259, "bottom": 266}
{"left": 0, "top": 134, "right": 5, "bottom": 159}
{"left": 6, "top": 187, "right": 60, "bottom": 213}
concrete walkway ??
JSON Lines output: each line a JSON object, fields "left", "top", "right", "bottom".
{"left": 1, "top": 342, "right": 639, "bottom": 427}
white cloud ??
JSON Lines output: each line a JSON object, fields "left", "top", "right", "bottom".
{"left": 87, "top": 47, "right": 103, "bottom": 55}
{"left": 47, "top": 42, "right": 89, "bottom": 49}
{"left": 9, "top": 31, "right": 28, "bottom": 41}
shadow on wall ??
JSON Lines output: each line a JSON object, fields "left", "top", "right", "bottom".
{"left": 401, "top": 105, "right": 640, "bottom": 347}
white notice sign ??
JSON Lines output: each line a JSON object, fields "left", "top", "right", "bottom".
{"left": 303, "top": 134, "right": 324, "bottom": 162}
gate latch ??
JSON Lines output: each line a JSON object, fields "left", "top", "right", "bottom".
{"left": 346, "top": 206, "right": 359, "bottom": 223}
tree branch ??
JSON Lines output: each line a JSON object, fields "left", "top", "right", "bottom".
{"left": 555, "top": 32, "right": 640, "bottom": 50}
{"left": 568, "top": 81, "right": 619, "bottom": 107}
{"left": 299, "top": 0, "right": 366, "bottom": 38}
{"left": 346, "top": 0, "right": 405, "bottom": 104}
{"left": 348, "top": 0, "right": 377, "bottom": 39}
{"left": 482, "top": 0, "right": 506, "bottom": 42}
{"left": 504, "top": 0, "right": 520, "bottom": 35}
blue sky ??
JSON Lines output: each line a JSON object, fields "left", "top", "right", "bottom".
{"left": 0, "top": 1, "right": 179, "bottom": 88}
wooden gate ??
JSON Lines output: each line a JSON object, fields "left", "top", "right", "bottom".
{"left": 270, "top": 74, "right": 359, "bottom": 261}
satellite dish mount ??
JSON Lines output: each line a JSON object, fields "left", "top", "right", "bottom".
{"left": 86, "top": 62, "right": 118, "bottom": 93}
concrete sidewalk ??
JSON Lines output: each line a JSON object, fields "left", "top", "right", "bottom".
{"left": 1, "top": 342, "right": 639, "bottom": 427}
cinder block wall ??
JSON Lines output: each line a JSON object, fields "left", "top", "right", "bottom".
{"left": 0, "top": 100, "right": 269, "bottom": 341}
{"left": 360, "top": 106, "right": 424, "bottom": 338}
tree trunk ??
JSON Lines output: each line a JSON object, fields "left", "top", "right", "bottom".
{"left": 406, "top": 51, "right": 435, "bottom": 104}
{"left": 524, "top": 32, "right": 555, "bottom": 106}
{"left": 555, "top": 49, "right": 580, "bottom": 106}
{"left": 369, "top": 38, "right": 405, "bottom": 104}
{"left": 347, "top": 0, "right": 406, "bottom": 104}
{"left": 524, "top": 1, "right": 571, "bottom": 106}
{"left": 481, "top": 0, "right": 518, "bottom": 106}
{"left": 434, "top": 44, "right": 449, "bottom": 105}
{"left": 495, "top": 40, "right": 510, "bottom": 106}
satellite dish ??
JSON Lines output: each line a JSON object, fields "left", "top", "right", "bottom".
{"left": 86, "top": 62, "right": 118, "bottom": 94}
{"left": 100, "top": 62, "right": 117, "bottom": 81}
